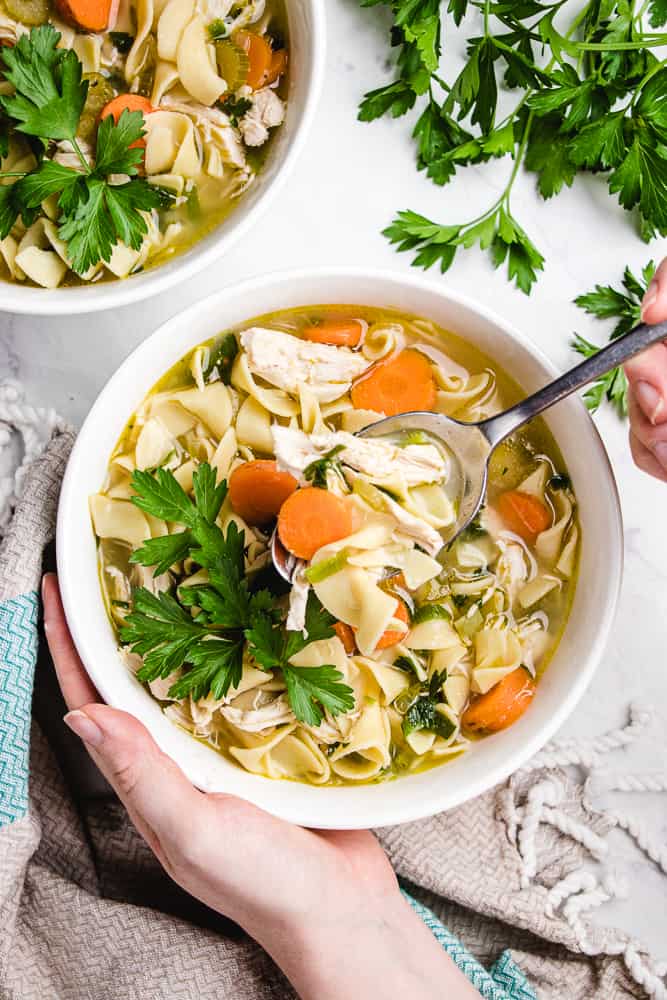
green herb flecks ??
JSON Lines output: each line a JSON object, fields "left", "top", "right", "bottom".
{"left": 304, "top": 445, "right": 346, "bottom": 489}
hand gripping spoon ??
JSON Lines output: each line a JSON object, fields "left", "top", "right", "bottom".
{"left": 272, "top": 318, "right": 667, "bottom": 579}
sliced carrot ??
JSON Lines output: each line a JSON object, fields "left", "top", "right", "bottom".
{"left": 235, "top": 30, "right": 273, "bottom": 90}
{"left": 278, "top": 487, "right": 354, "bottom": 561}
{"left": 265, "top": 48, "right": 288, "bottom": 86}
{"left": 497, "top": 490, "right": 552, "bottom": 543}
{"left": 229, "top": 460, "right": 297, "bottom": 527}
{"left": 334, "top": 621, "right": 357, "bottom": 655}
{"left": 373, "top": 598, "right": 410, "bottom": 650}
{"left": 462, "top": 667, "right": 536, "bottom": 734}
{"left": 55, "top": 0, "right": 115, "bottom": 32}
{"left": 351, "top": 349, "right": 437, "bottom": 416}
{"left": 100, "top": 94, "right": 153, "bottom": 150}
{"left": 303, "top": 319, "right": 363, "bottom": 348}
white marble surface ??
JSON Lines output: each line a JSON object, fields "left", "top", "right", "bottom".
{"left": 1, "top": 0, "right": 666, "bottom": 964}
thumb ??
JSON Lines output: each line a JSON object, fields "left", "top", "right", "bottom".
{"left": 65, "top": 703, "right": 205, "bottom": 870}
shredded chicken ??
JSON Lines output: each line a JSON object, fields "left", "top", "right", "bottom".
{"left": 239, "top": 87, "right": 286, "bottom": 147}
{"left": 272, "top": 426, "right": 448, "bottom": 487}
{"left": 219, "top": 693, "right": 295, "bottom": 733}
{"left": 241, "top": 327, "right": 371, "bottom": 403}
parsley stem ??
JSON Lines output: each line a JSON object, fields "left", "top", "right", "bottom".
{"left": 70, "top": 136, "right": 92, "bottom": 174}
{"left": 0, "top": 171, "right": 27, "bottom": 178}
{"left": 503, "top": 111, "right": 533, "bottom": 205}
{"left": 571, "top": 35, "right": 667, "bottom": 50}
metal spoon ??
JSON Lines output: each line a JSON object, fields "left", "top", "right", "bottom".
{"left": 272, "top": 317, "right": 667, "bottom": 580}
{"left": 359, "top": 318, "right": 667, "bottom": 544}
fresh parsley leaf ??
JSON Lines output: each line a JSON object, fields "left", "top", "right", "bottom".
{"left": 282, "top": 664, "right": 356, "bottom": 728}
{"left": 167, "top": 637, "right": 244, "bottom": 701}
{"left": 359, "top": 80, "right": 417, "bottom": 121}
{"left": 570, "top": 261, "right": 652, "bottom": 416}
{"left": 94, "top": 110, "right": 146, "bottom": 177}
{"left": 130, "top": 531, "right": 193, "bottom": 577}
{"left": 131, "top": 466, "right": 197, "bottom": 525}
{"left": 15, "top": 160, "right": 81, "bottom": 208}
{"left": 525, "top": 114, "right": 577, "bottom": 199}
{"left": 0, "top": 182, "right": 21, "bottom": 240}
{"left": 122, "top": 589, "right": 208, "bottom": 678}
{"left": 246, "top": 592, "right": 353, "bottom": 725}
{"left": 0, "top": 27, "right": 87, "bottom": 145}
{"left": 192, "top": 459, "right": 228, "bottom": 523}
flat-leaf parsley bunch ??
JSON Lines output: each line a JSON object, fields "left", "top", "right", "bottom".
{"left": 0, "top": 25, "right": 165, "bottom": 274}
{"left": 358, "top": 1, "right": 667, "bottom": 293}
{"left": 121, "top": 462, "right": 355, "bottom": 727}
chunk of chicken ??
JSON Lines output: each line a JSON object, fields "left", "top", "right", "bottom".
{"left": 272, "top": 426, "right": 447, "bottom": 487}
{"left": 239, "top": 87, "right": 286, "bottom": 147}
{"left": 219, "top": 693, "right": 295, "bottom": 733}
{"left": 240, "top": 327, "right": 371, "bottom": 403}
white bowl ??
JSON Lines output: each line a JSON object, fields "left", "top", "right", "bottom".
{"left": 57, "top": 268, "right": 623, "bottom": 828}
{"left": 0, "top": 2, "right": 325, "bottom": 316}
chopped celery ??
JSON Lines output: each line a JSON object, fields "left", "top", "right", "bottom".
{"left": 305, "top": 548, "right": 350, "bottom": 584}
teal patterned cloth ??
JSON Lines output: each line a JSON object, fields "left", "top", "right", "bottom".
{"left": 0, "top": 591, "right": 38, "bottom": 827}
{"left": 402, "top": 890, "right": 537, "bottom": 1000}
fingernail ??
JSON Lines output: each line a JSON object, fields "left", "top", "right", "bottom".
{"left": 64, "top": 710, "right": 103, "bottom": 748}
{"left": 641, "top": 278, "right": 659, "bottom": 320}
{"left": 653, "top": 442, "right": 667, "bottom": 471}
{"left": 635, "top": 381, "right": 663, "bottom": 425}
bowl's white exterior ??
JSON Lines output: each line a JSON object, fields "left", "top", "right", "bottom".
{"left": 57, "top": 269, "right": 623, "bottom": 829}
{"left": 0, "top": 1, "right": 325, "bottom": 315}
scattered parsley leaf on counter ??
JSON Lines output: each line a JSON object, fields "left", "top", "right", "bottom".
{"left": 125, "top": 463, "right": 355, "bottom": 720}
{"left": 358, "top": 3, "right": 667, "bottom": 293}
{"left": 571, "top": 260, "right": 655, "bottom": 416}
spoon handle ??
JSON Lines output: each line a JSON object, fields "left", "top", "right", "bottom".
{"left": 478, "top": 318, "right": 667, "bottom": 447}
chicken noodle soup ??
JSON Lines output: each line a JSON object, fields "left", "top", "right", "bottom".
{"left": 0, "top": 0, "right": 287, "bottom": 287}
{"left": 91, "top": 306, "right": 579, "bottom": 786}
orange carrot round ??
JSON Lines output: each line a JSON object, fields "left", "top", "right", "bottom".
{"left": 100, "top": 95, "right": 154, "bottom": 149}
{"left": 497, "top": 490, "right": 552, "bottom": 543}
{"left": 303, "top": 319, "right": 363, "bottom": 348}
{"left": 334, "top": 621, "right": 357, "bottom": 655}
{"left": 266, "top": 48, "right": 288, "bottom": 86}
{"left": 55, "top": 0, "right": 114, "bottom": 32}
{"left": 235, "top": 30, "right": 273, "bottom": 89}
{"left": 373, "top": 598, "right": 410, "bottom": 650}
{"left": 229, "top": 460, "right": 297, "bottom": 527}
{"left": 462, "top": 667, "right": 536, "bottom": 734}
{"left": 278, "top": 487, "right": 353, "bottom": 560}
{"left": 351, "top": 349, "right": 437, "bottom": 416}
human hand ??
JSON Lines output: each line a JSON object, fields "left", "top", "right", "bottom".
{"left": 625, "top": 257, "right": 667, "bottom": 482}
{"left": 42, "top": 573, "right": 480, "bottom": 1000}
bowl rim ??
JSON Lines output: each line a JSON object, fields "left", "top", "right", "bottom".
{"left": 56, "top": 266, "right": 624, "bottom": 827}
{"left": 0, "top": 0, "right": 326, "bottom": 316}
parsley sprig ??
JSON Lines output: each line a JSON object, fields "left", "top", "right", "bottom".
{"left": 121, "top": 462, "right": 355, "bottom": 724}
{"left": 358, "top": 2, "right": 667, "bottom": 293}
{"left": 0, "top": 26, "right": 164, "bottom": 274}
{"left": 571, "top": 259, "right": 655, "bottom": 415}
